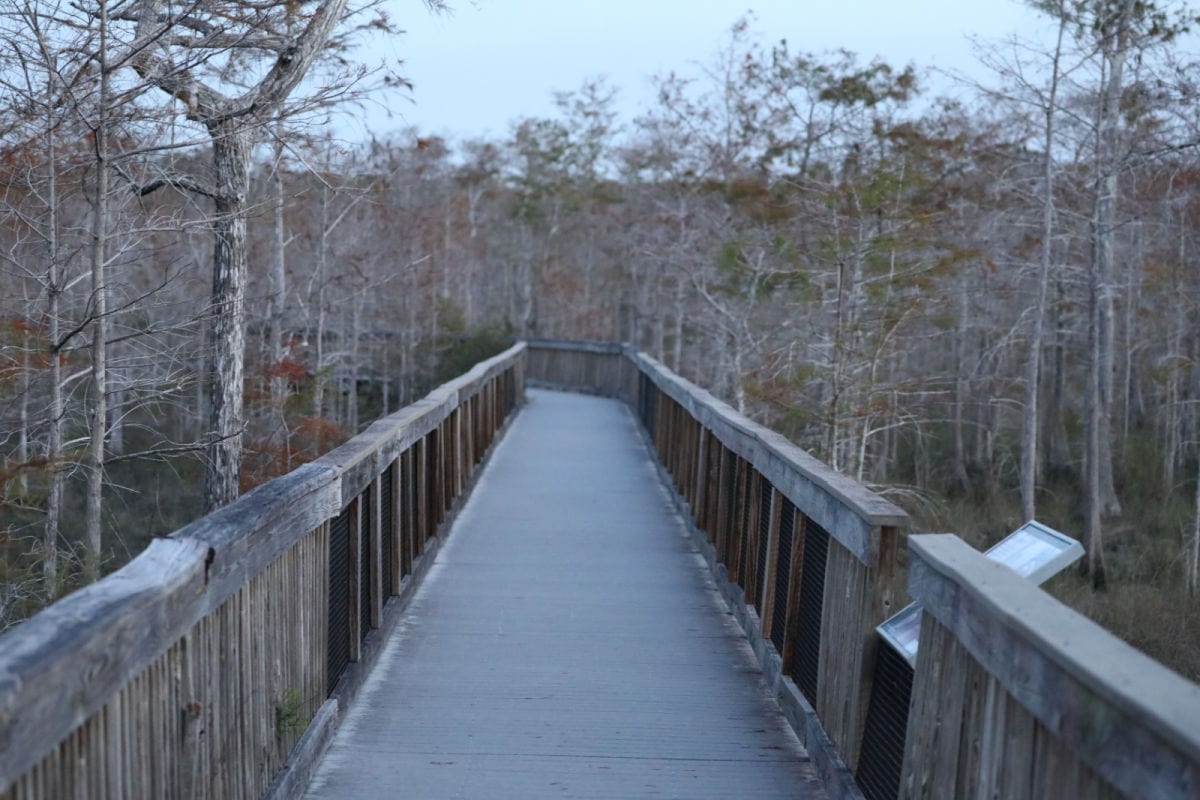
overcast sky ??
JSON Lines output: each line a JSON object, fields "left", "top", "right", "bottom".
{"left": 344, "top": 0, "right": 1055, "bottom": 143}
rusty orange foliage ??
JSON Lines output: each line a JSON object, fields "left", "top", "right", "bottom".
{"left": 265, "top": 358, "right": 309, "bottom": 383}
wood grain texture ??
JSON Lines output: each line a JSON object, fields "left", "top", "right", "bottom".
{"left": 0, "top": 353, "right": 526, "bottom": 798}
{"left": 319, "top": 343, "right": 526, "bottom": 505}
{"left": 1, "top": 527, "right": 328, "bottom": 799}
{"left": 908, "top": 534, "right": 1200, "bottom": 799}
{"left": 815, "top": 528, "right": 902, "bottom": 772}
{"left": 0, "top": 537, "right": 208, "bottom": 790}
{"left": 901, "top": 613, "right": 1125, "bottom": 800}
{"left": 631, "top": 352, "right": 907, "bottom": 565}
{"left": 899, "top": 611, "right": 978, "bottom": 799}
{"left": 175, "top": 462, "right": 340, "bottom": 612}
{"left": 524, "top": 339, "right": 638, "bottom": 403}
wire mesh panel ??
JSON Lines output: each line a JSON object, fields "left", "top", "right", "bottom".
{"left": 682, "top": 418, "right": 696, "bottom": 506}
{"left": 856, "top": 642, "right": 915, "bottom": 800}
{"left": 754, "top": 474, "right": 773, "bottom": 608}
{"left": 793, "top": 514, "right": 830, "bottom": 706}
{"left": 359, "top": 489, "right": 373, "bottom": 642}
{"left": 713, "top": 449, "right": 730, "bottom": 557}
{"left": 443, "top": 416, "right": 456, "bottom": 513}
{"left": 400, "top": 449, "right": 414, "bottom": 576}
{"left": 327, "top": 506, "right": 353, "bottom": 695}
{"left": 638, "top": 374, "right": 657, "bottom": 436}
{"left": 501, "top": 370, "right": 514, "bottom": 416}
{"left": 691, "top": 426, "right": 708, "bottom": 520}
{"left": 770, "top": 499, "right": 795, "bottom": 653}
{"left": 381, "top": 465, "right": 395, "bottom": 599}
{"left": 425, "top": 430, "right": 439, "bottom": 539}
{"left": 703, "top": 434, "right": 720, "bottom": 539}
{"left": 471, "top": 394, "right": 483, "bottom": 464}
{"left": 722, "top": 455, "right": 741, "bottom": 569}
{"left": 445, "top": 416, "right": 455, "bottom": 501}
{"left": 735, "top": 466, "right": 754, "bottom": 588}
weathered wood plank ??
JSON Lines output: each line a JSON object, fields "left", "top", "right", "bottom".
{"left": 899, "top": 611, "right": 973, "bottom": 799}
{"left": 173, "top": 463, "right": 340, "bottom": 613}
{"left": 909, "top": 534, "right": 1200, "bottom": 800}
{"left": 524, "top": 338, "right": 628, "bottom": 355}
{"left": 632, "top": 352, "right": 907, "bottom": 565}
{"left": 816, "top": 539, "right": 875, "bottom": 769}
{"left": 0, "top": 538, "right": 208, "bottom": 792}
{"left": 318, "top": 343, "right": 525, "bottom": 505}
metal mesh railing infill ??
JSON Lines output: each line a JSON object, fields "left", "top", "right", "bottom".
{"left": 793, "top": 514, "right": 830, "bottom": 706}
{"left": 856, "top": 640, "right": 915, "bottom": 800}
{"left": 381, "top": 464, "right": 396, "bottom": 599}
{"left": 327, "top": 506, "right": 353, "bottom": 695}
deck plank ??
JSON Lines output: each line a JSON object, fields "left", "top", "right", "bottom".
{"left": 305, "top": 390, "right": 825, "bottom": 799}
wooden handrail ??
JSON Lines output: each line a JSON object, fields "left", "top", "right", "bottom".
{"left": 904, "top": 534, "right": 1200, "bottom": 799}
{"left": 633, "top": 352, "right": 907, "bottom": 565}
{"left": 10, "top": 336, "right": 1197, "bottom": 800}
{"left": 0, "top": 342, "right": 527, "bottom": 797}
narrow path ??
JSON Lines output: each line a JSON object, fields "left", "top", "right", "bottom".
{"left": 305, "top": 389, "right": 825, "bottom": 799}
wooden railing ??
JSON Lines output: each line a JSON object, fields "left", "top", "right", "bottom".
{"left": 524, "top": 339, "right": 1200, "bottom": 800}
{"left": 525, "top": 338, "right": 638, "bottom": 402}
{"left": 5, "top": 336, "right": 1197, "bottom": 800}
{"left": 902, "top": 535, "right": 1200, "bottom": 800}
{"left": 526, "top": 339, "right": 909, "bottom": 795}
{"left": 0, "top": 343, "right": 525, "bottom": 800}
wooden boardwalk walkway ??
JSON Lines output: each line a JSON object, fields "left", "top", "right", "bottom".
{"left": 305, "top": 389, "right": 825, "bottom": 799}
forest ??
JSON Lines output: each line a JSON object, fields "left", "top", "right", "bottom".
{"left": 1, "top": 0, "right": 1199, "bottom": 681}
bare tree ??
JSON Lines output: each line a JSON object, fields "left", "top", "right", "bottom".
{"left": 122, "top": 0, "right": 428, "bottom": 510}
{"left": 1020, "top": 1, "right": 1071, "bottom": 522}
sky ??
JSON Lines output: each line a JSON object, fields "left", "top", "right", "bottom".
{"left": 342, "top": 0, "right": 1056, "bottom": 143}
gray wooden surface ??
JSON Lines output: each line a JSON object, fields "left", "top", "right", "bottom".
{"left": 305, "top": 389, "right": 825, "bottom": 799}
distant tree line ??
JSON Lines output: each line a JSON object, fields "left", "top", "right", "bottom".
{"left": 1, "top": 0, "right": 1198, "bottom": 679}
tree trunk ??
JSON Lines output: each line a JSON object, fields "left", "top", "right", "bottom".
{"left": 269, "top": 135, "right": 288, "bottom": 445}
{"left": 43, "top": 103, "right": 62, "bottom": 599}
{"left": 1092, "top": 1, "right": 1132, "bottom": 521}
{"left": 1020, "top": 6, "right": 1066, "bottom": 522}
{"left": 312, "top": 174, "right": 330, "bottom": 420}
{"left": 1044, "top": 277, "right": 1070, "bottom": 475}
{"left": 381, "top": 345, "right": 390, "bottom": 416}
{"left": 85, "top": 4, "right": 111, "bottom": 579}
{"left": 347, "top": 292, "right": 361, "bottom": 432}
{"left": 1164, "top": 208, "right": 1186, "bottom": 493}
{"left": 203, "top": 126, "right": 251, "bottom": 512}
{"left": 954, "top": 278, "right": 970, "bottom": 492}
{"left": 1190, "top": 456, "right": 1200, "bottom": 597}
{"left": 17, "top": 322, "right": 29, "bottom": 496}
{"left": 1082, "top": 0, "right": 1135, "bottom": 585}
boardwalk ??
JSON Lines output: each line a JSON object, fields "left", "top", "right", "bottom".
{"left": 305, "top": 389, "right": 825, "bottom": 799}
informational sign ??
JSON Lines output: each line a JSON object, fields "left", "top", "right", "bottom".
{"left": 982, "top": 520, "right": 1085, "bottom": 584}
{"left": 877, "top": 521, "right": 1084, "bottom": 666}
